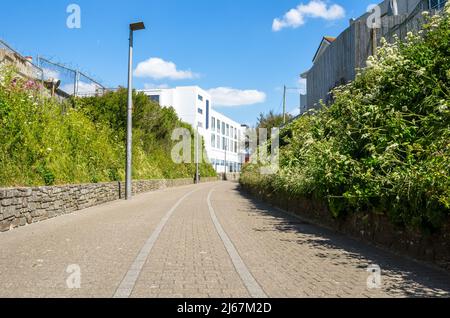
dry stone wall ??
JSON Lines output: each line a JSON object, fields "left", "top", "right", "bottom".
{"left": 0, "top": 177, "right": 218, "bottom": 232}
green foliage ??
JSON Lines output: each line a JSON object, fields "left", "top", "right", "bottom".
{"left": 0, "top": 72, "right": 215, "bottom": 187}
{"left": 241, "top": 8, "right": 450, "bottom": 232}
{"left": 257, "top": 110, "right": 292, "bottom": 131}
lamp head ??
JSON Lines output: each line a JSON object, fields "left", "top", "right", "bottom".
{"left": 130, "top": 22, "right": 145, "bottom": 31}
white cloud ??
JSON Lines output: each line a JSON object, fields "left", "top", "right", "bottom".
{"left": 60, "top": 82, "right": 100, "bottom": 95}
{"left": 272, "top": 0, "right": 346, "bottom": 31}
{"left": 134, "top": 57, "right": 197, "bottom": 80}
{"left": 208, "top": 87, "right": 266, "bottom": 107}
{"left": 143, "top": 83, "right": 170, "bottom": 89}
{"left": 42, "top": 68, "right": 60, "bottom": 80}
{"left": 76, "top": 82, "right": 101, "bottom": 94}
{"left": 289, "top": 108, "right": 301, "bottom": 117}
{"left": 298, "top": 77, "right": 307, "bottom": 94}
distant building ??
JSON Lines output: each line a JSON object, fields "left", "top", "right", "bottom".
{"left": 141, "top": 86, "right": 245, "bottom": 173}
{"left": 301, "top": 0, "right": 444, "bottom": 110}
{"left": 0, "top": 45, "right": 41, "bottom": 80}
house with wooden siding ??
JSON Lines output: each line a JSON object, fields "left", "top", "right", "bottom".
{"left": 300, "top": 0, "right": 445, "bottom": 110}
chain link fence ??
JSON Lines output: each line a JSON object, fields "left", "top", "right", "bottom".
{"left": 37, "top": 57, "right": 106, "bottom": 97}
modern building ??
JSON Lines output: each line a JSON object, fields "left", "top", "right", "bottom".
{"left": 301, "top": 0, "right": 445, "bottom": 110}
{"left": 141, "top": 86, "right": 246, "bottom": 174}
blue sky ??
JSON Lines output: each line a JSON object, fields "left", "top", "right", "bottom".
{"left": 0, "top": 0, "right": 376, "bottom": 125}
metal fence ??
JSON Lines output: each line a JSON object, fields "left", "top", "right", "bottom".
{"left": 37, "top": 57, "right": 106, "bottom": 97}
{"left": 0, "top": 39, "right": 43, "bottom": 81}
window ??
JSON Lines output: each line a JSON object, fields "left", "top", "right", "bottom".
{"left": 217, "top": 136, "right": 221, "bottom": 149}
{"left": 222, "top": 137, "right": 226, "bottom": 151}
{"left": 234, "top": 128, "right": 237, "bottom": 140}
{"left": 211, "top": 134, "right": 216, "bottom": 148}
{"left": 222, "top": 122, "right": 226, "bottom": 135}
{"left": 234, "top": 141, "right": 238, "bottom": 153}
{"left": 149, "top": 95, "right": 160, "bottom": 104}
{"left": 217, "top": 120, "right": 221, "bottom": 133}
{"left": 198, "top": 122, "right": 203, "bottom": 128}
{"left": 198, "top": 95, "right": 203, "bottom": 101}
{"left": 198, "top": 108, "right": 203, "bottom": 114}
{"left": 226, "top": 124, "right": 230, "bottom": 137}
{"left": 211, "top": 117, "right": 216, "bottom": 130}
{"left": 206, "top": 100, "right": 210, "bottom": 130}
{"left": 429, "top": 0, "right": 447, "bottom": 9}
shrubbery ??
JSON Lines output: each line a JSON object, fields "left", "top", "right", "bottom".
{"left": 0, "top": 69, "right": 215, "bottom": 187}
{"left": 241, "top": 7, "right": 450, "bottom": 232}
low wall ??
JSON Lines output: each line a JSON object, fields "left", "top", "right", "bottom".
{"left": 0, "top": 177, "right": 218, "bottom": 233}
{"left": 240, "top": 183, "right": 450, "bottom": 272}
{"left": 220, "top": 173, "right": 240, "bottom": 182}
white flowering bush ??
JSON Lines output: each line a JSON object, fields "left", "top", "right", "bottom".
{"left": 241, "top": 5, "right": 450, "bottom": 232}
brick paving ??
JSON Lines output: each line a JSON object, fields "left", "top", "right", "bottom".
{"left": 211, "top": 183, "right": 450, "bottom": 298}
{"left": 0, "top": 181, "right": 449, "bottom": 298}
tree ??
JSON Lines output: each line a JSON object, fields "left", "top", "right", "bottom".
{"left": 256, "top": 110, "right": 292, "bottom": 131}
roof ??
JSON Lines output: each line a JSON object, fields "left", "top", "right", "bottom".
{"left": 312, "top": 36, "right": 336, "bottom": 64}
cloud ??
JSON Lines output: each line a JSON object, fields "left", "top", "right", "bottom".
{"left": 143, "top": 83, "right": 170, "bottom": 89}
{"left": 134, "top": 57, "right": 197, "bottom": 80}
{"left": 289, "top": 108, "right": 301, "bottom": 117}
{"left": 208, "top": 87, "right": 266, "bottom": 107}
{"left": 60, "top": 82, "right": 100, "bottom": 95}
{"left": 298, "top": 77, "right": 307, "bottom": 94}
{"left": 42, "top": 68, "right": 60, "bottom": 80}
{"left": 272, "top": 0, "right": 346, "bottom": 31}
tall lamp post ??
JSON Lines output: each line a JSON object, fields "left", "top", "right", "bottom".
{"left": 195, "top": 124, "right": 200, "bottom": 184}
{"left": 126, "top": 21, "right": 146, "bottom": 200}
{"left": 224, "top": 142, "right": 227, "bottom": 180}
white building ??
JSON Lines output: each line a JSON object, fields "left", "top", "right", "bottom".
{"left": 141, "top": 86, "right": 245, "bottom": 173}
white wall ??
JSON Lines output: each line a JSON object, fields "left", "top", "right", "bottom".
{"left": 141, "top": 86, "right": 246, "bottom": 173}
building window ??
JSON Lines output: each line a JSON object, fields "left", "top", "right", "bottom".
{"left": 234, "top": 141, "right": 238, "bottom": 153}
{"left": 217, "top": 120, "right": 221, "bottom": 133}
{"left": 149, "top": 95, "right": 160, "bottom": 104}
{"left": 206, "top": 100, "right": 210, "bottom": 130}
{"left": 211, "top": 117, "right": 216, "bottom": 130}
{"left": 198, "top": 108, "right": 203, "bottom": 114}
{"left": 222, "top": 137, "right": 226, "bottom": 151}
{"left": 222, "top": 122, "right": 226, "bottom": 135}
{"left": 429, "top": 0, "right": 447, "bottom": 9}
{"left": 198, "top": 122, "right": 203, "bottom": 128}
{"left": 217, "top": 136, "right": 221, "bottom": 149}
{"left": 211, "top": 134, "right": 216, "bottom": 148}
{"left": 198, "top": 95, "right": 203, "bottom": 101}
{"left": 234, "top": 128, "right": 237, "bottom": 140}
{"left": 226, "top": 124, "right": 230, "bottom": 137}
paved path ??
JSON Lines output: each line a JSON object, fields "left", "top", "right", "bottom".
{"left": 0, "top": 182, "right": 449, "bottom": 298}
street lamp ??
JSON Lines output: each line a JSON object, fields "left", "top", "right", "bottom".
{"left": 126, "top": 21, "right": 146, "bottom": 200}
{"left": 224, "top": 141, "right": 227, "bottom": 180}
{"left": 196, "top": 124, "right": 200, "bottom": 184}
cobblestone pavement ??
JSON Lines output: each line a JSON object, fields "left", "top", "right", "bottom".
{"left": 0, "top": 182, "right": 449, "bottom": 298}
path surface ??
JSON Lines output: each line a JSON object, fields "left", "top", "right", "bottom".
{"left": 0, "top": 182, "right": 449, "bottom": 298}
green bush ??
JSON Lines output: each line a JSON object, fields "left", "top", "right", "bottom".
{"left": 241, "top": 7, "right": 450, "bottom": 232}
{"left": 0, "top": 69, "right": 215, "bottom": 187}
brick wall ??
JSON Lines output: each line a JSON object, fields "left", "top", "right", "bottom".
{"left": 0, "top": 177, "right": 218, "bottom": 233}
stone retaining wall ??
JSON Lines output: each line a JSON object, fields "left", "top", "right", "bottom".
{"left": 0, "top": 177, "right": 218, "bottom": 233}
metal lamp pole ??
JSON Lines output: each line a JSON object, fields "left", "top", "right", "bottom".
{"left": 196, "top": 125, "right": 200, "bottom": 184}
{"left": 126, "top": 21, "right": 145, "bottom": 200}
{"left": 224, "top": 142, "right": 227, "bottom": 180}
